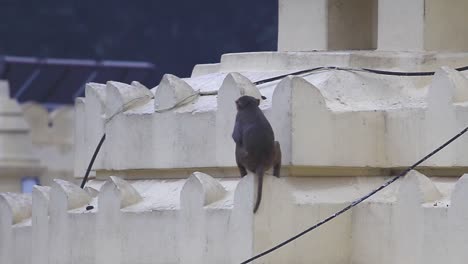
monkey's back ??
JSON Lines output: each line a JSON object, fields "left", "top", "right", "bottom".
{"left": 241, "top": 109, "right": 276, "bottom": 172}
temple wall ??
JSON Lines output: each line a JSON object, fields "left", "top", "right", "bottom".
{"left": 1, "top": 171, "right": 468, "bottom": 264}
{"left": 75, "top": 52, "right": 468, "bottom": 180}
{"left": 22, "top": 102, "right": 75, "bottom": 186}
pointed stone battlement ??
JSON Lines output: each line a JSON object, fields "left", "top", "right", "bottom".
{"left": 74, "top": 51, "right": 468, "bottom": 180}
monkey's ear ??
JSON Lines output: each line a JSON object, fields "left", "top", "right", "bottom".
{"left": 256, "top": 98, "right": 260, "bottom": 106}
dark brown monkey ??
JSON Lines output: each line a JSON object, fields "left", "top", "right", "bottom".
{"left": 232, "top": 95, "right": 281, "bottom": 213}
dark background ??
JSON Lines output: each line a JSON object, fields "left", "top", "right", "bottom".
{"left": 0, "top": 0, "right": 278, "bottom": 84}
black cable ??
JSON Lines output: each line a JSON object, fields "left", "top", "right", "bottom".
{"left": 80, "top": 133, "right": 106, "bottom": 189}
{"left": 361, "top": 68, "right": 435, "bottom": 76}
{"left": 253, "top": 67, "right": 325, "bottom": 85}
{"left": 455, "top": 65, "right": 468, "bottom": 72}
{"left": 253, "top": 65, "right": 468, "bottom": 85}
{"left": 240, "top": 125, "right": 468, "bottom": 264}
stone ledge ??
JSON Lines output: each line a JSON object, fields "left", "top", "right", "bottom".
{"left": 2, "top": 171, "right": 468, "bottom": 263}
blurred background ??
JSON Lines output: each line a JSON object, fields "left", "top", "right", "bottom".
{"left": 0, "top": 0, "right": 278, "bottom": 105}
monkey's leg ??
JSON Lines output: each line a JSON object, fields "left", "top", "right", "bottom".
{"left": 253, "top": 166, "right": 264, "bottom": 213}
{"left": 273, "top": 141, "right": 282, "bottom": 178}
{"left": 237, "top": 164, "right": 248, "bottom": 177}
{"left": 235, "top": 145, "right": 248, "bottom": 177}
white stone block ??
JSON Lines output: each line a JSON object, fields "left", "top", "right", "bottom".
{"left": 275, "top": 76, "right": 334, "bottom": 166}
{"left": 229, "top": 174, "right": 254, "bottom": 263}
{"left": 96, "top": 176, "right": 142, "bottom": 264}
{"left": 449, "top": 174, "right": 468, "bottom": 264}
{"left": 50, "top": 106, "right": 74, "bottom": 145}
{"left": 106, "top": 81, "right": 153, "bottom": 121}
{"left": 84, "top": 186, "right": 99, "bottom": 197}
{"left": 229, "top": 174, "right": 296, "bottom": 264}
{"left": 420, "top": 206, "right": 449, "bottom": 264}
{"left": 394, "top": 170, "right": 442, "bottom": 264}
{"left": 74, "top": 97, "right": 87, "bottom": 177}
{"left": 279, "top": 0, "right": 377, "bottom": 51}
{"left": 191, "top": 63, "right": 221, "bottom": 77}
{"left": 424, "top": 67, "right": 458, "bottom": 166}
{"left": 378, "top": 0, "right": 468, "bottom": 51}
{"left": 120, "top": 179, "right": 182, "bottom": 264}
{"left": 79, "top": 83, "right": 107, "bottom": 175}
{"left": 351, "top": 202, "right": 395, "bottom": 264}
{"left": 0, "top": 195, "right": 14, "bottom": 264}
{"left": 180, "top": 172, "right": 227, "bottom": 264}
{"left": 32, "top": 186, "right": 50, "bottom": 264}
{"left": 0, "top": 193, "right": 32, "bottom": 264}
{"left": 104, "top": 112, "right": 154, "bottom": 169}
{"left": 49, "top": 179, "right": 91, "bottom": 264}
{"left": 21, "top": 102, "right": 49, "bottom": 144}
{"left": 154, "top": 74, "right": 196, "bottom": 111}
{"left": 131, "top": 80, "right": 150, "bottom": 90}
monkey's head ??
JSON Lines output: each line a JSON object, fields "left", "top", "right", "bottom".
{"left": 235, "top": 95, "right": 260, "bottom": 111}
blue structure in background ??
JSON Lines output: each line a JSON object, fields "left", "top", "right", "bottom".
{"left": 0, "top": 55, "right": 157, "bottom": 107}
{"left": 21, "top": 176, "right": 39, "bottom": 193}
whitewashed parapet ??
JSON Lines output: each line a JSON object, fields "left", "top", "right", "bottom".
{"left": 3, "top": 171, "right": 468, "bottom": 263}
{"left": 22, "top": 102, "right": 74, "bottom": 145}
{"left": 22, "top": 102, "right": 75, "bottom": 185}
{"left": 349, "top": 170, "right": 468, "bottom": 264}
{"left": 0, "top": 193, "right": 32, "bottom": 264}
{"left": 74, "top": 82, "right": 107, "bottom": 177}
{"left": 448, "top": 174, "right": 468, "bottom": 264}
{"left": 75, "top": 52, "right": 468, "bottom": 175}
{"left": 32, "top": 186, "right": 50, "bottom": 264}
{"left": 0, "top": 81, "right": 39, "bottom": 183}
{"left": 21, "top": 102, "right": 49, "bottom": 143}
{"left": 180, "top": 172, "right": 228, "bottom": 264}
{"left": 378, "top": 0, "right": 468, "bottom": 52}
{"left": 49, "top": 179, "right": 93, "bottom": 264}
{"left": 151, "top": 74, "right": 217, "bottom": 169}
{"left": 393, "top": 170, "right": 442, "bottom": 264}
{"left": 96, "top": 176, "right": 142, "bottom": 264}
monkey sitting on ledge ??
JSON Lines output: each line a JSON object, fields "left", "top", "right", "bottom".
{"left": 232, "top": 95, "right": 281, "bottom": 213}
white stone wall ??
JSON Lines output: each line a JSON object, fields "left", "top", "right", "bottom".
{"left": 278, "top": 0, "right": 468, "bottom": 52}
{"left": 1, "top": 171, "right": 467, "bottom": 264}
{"left": 75, "top": 52, "right": 468, "bottom": 178}
{"left": 0, "top": 81, "right": 42, "bottom": 192}
{"left": 22, "top": 102, "right": 75, "bottom": 185}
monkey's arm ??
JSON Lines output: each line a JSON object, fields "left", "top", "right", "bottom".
{"left": 232, "top": 120, "right": 243, "bottom": 145}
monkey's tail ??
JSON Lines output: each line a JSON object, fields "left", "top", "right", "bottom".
{"left": 253, "top": 173, "right": 263, "bottom": 213}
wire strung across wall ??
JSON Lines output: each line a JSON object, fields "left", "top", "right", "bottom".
{"left": 77, "top": 64, "right": 468, "bottom": 263}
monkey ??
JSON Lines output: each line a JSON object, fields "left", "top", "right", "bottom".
{"left": 232, "top": 95, "right": 282, "bottom": 213}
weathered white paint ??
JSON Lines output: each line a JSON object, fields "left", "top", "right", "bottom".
{"left": 3, "top": 1, "right": 468, "bottom": 263}
{"left": 278, "top": 0, "right": 468, "bottom": 52}
{"left": 0, "top": 81, "right": 42, "bottom": 192}
{"left": 22, "top": 102, "right": 75, "bottom": 186}
{"left": 379, "top": 0, "right": 468, "bottom": 51}
{"left": 1, "top": 172, "right": 467, "bottom": 264}
{"left": 73, "top": 51, "right": 468, "bottom": 176}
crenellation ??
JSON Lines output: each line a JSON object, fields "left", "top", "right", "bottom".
{"left": 49, "top": 179, "right": 92, "bottom": 264}
{"left": 3, "top": 1, "right": 468, "bottom": 262}
{"left": 448, "top": 174, "right": 468, "bottom": 264}
{"left": 72, "top": 53, "right": 468, "bottom": 177}
{"left": 0, "top": 170, "right": 467, "bottom": 263}
{"left": 425, "top": 67, "right": 459, "bottom": 166}
{"left": 0, "top": 193, "right": 32, "bottom": 264}
{"left": 154, "top": 74, "right": 196, "bottom": 111}
{"left": 394, "top": 170, "right": 442, "bottom": 264}
{"left": 106, "top": 80, "right": 153, "bottom": 120}
{"left": 32, "top": 186, "right": 50, "bottom": 264}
